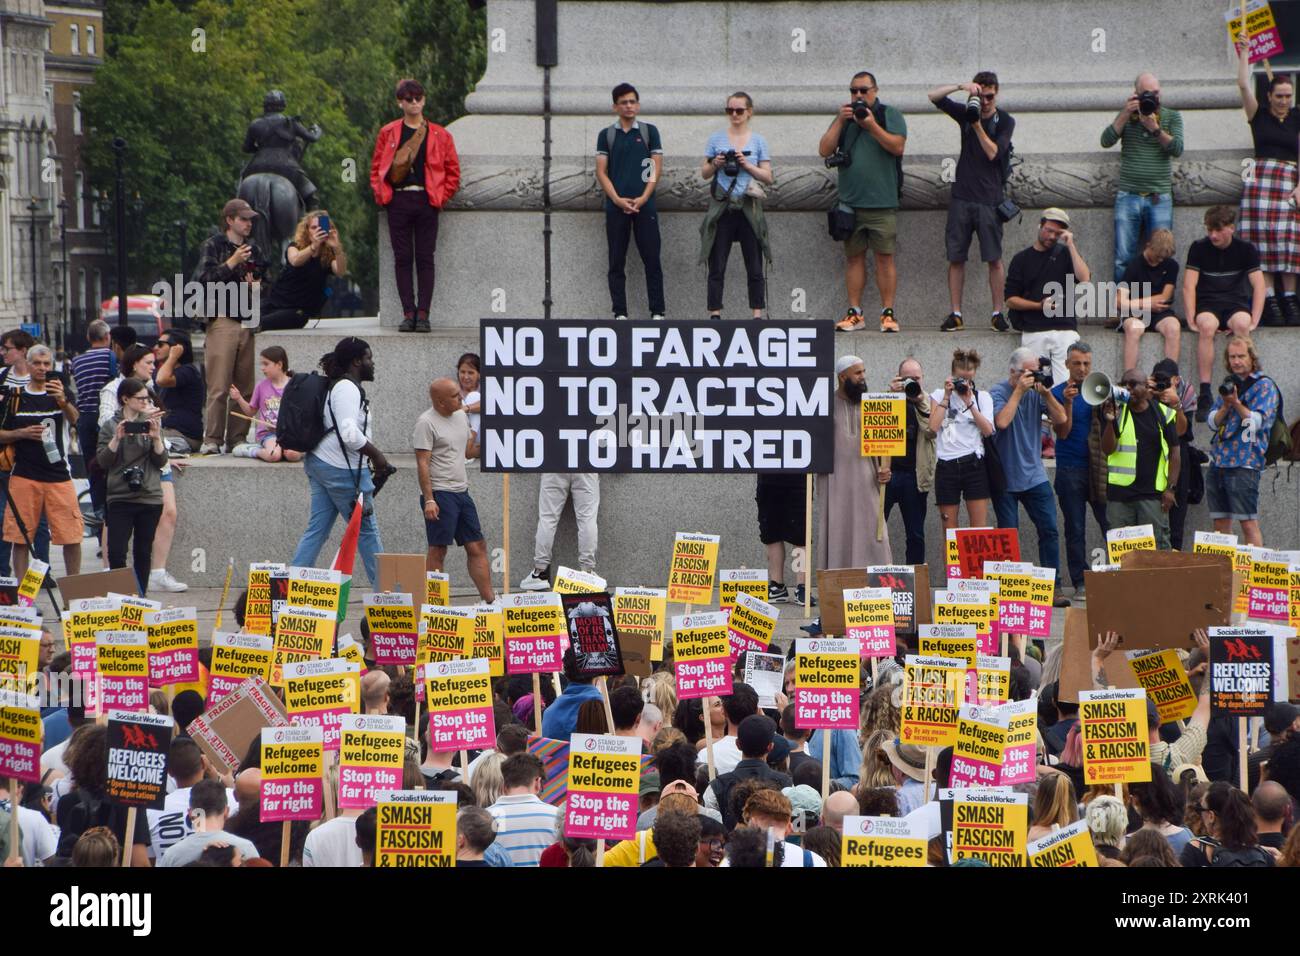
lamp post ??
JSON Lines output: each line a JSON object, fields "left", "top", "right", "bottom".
{"left": 176, "top": 198, "right": 188, "bottom": 278}
{"left": 112, "top": 137, "right": 127, "bottom": 327}
{"left": 27, "top": 197, "right": 38, "bottom": 332}
{"left": 57, "top": 199, "right": 68, "bottom": 346}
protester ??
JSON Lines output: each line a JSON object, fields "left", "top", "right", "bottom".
{"left": 806, "top": 725, "right": 862, "bottom": 791}
{"left": 930, "top": 348, "right": 996, "bottom": 534}
{"left": 879, "top": 737, "right": 928, "bottom": 814}
{"left": 596, "top": 83, "right": 665, "bottom": 321}
{"left": 1181, "top": 782, "right": 1275, "bottom": 867}
{"left": 1184, "top": 206, "right": 1267, "bottom": 419}
{"left": 1099, "top": 365, "right": 1181, "bottom": 549}
{"left": 195, "top": 199, "right": 262, "bottom": 454}
{"left": 817, "top": 356, "right": 890, "bottom": 569}
{"left": 414, "top": 378, "right": 494, "bottom": 601}
{"left": 54, "top": 725, "right": 149, "bottom": 865}
{"left": 519, "top": 473, "right": 600, "bottom": 590}
{"left": 156, "top": 779, "right": 259, "bottom": 867}
{"left": 1120, "top": 828, "right": 1181, "bottom": 868}
{"left": 228, "top": 346, "right": 302, "bottom": 462}
{"left": 370, "top": 78, "right": 461, "bottom": 332}
{"left": 97, "top": 378, "right": 169, "bottom": 594}
{"left": 650, "top": 808, "right": 702, "bottom": 868}
{"left": 1026, "top": 771, "right": 1078, "bottom": 841}
{"left": 301, "top": 797, "right": 364, "bottom": 866}
{"left": 290, "top": 337, "right": 387, "bottom": 586}
{"left": 0, "top": 344, "right": 83, "bottom": 578}
{"left": 1252, "top": 781, "right": 1291, "bottom": 851}
{"left": 884, "top": 357, "right": 936, "bottom": 565}
{"left": 1101, "top": 73, "right": 1184, "bottom": 282}
{"left": 991, "top": 347, "right": 1068, "bottom": 604}
{"left": 700, "top": 91, "right": 772, "bottom": 319}
{"left": 1249, "top": 703, "right": 1300, "bottom": 791}
{"left": 1235, "top": 41, "right": 1300, "bottom": 326}
{"left": 456, "top": 806, "right": 496, "bottom": 867}
{"left": 731, "top": 789, "right": 827, "bottom": 867}
{"left": 70, "top": 319, "right": 116, "bottom": 530}
{"left": 704, "top": 715, "right": 793, "bottom": 828}
{"left": 1204, "top": 335, "right": 1277, "bottom": 546}
{"left": 929, "top": 72, "right": 1015, "bottom": 333}
{"left": 153, "top": 330, "right": 204, "bottom": 453}
{"left": 695, "top": 684, "right": 760, "bottom": 774}
{"left": 1049, "top": 342, "right": 1108, "bottom": 600}
{"left": 456, "top": 352, "right": 481, "bottom": 439}
{"left": 1128, "top": 765, "right": 1195, "bottom": 856}
{"left": 259, "top": 210, "right": 348, "bottom": 330}
{"left": 1085, "top": 794, "right": 1128, "bottom": 860}
{"left": 487, "top": 753, "right": 562, "bottom": 867}
{"left": 820, "top": 790, "right": 859, "bottom": 834}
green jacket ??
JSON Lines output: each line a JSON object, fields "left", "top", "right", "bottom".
{"left": 907, "top": 397, "right": 938, "bottom": 493}
{"left": 698, "top": 190, "right": 772, "bottom": 266}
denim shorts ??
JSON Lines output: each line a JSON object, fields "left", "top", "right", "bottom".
{"left": 1205, "top": 465, "right": 1261, "bottom": 521}
{"left": 422, "top": 490, "right": 484, "bottom": 547}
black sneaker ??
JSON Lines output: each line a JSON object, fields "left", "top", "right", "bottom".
{"left": 991, "top": 311, "right": 1009, "bottom": 332}
{"left": 1284, "top": 295, "right": 1300, "bottom": 327}
{"left": 398, "top": 312, "right": 416, "bottom": 332}
{"left": 794, "top": 584, "right": 817, "bottom": 607}
{"left": 940, "top": 312, "right": 963, "bottom": 332}
{"left": 1262, "top": 297, "right": 1284, "bottom": 327}
{"left": 414, "top": 310, "right": 431, "bottom": 333}
{"left": 767, "top": 581, "right": 789, "bottom": 604}
{"left": 1196, "top": 384, "right": 1212, "bottom": 423}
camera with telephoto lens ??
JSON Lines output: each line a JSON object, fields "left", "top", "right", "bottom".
{"left": 722, "top": 149, "right": 752, "bottom": 178}
{"left": 1137, "top": 90, "right": 1160, "bottom": 116}
{"left": 900, "top": 377, "right": 921, "bottom": 399}
{"left": 1219, "top": 375, "right": 1241, "bottom": 397}
{"left": 852, "top": 98, "right": 870, "bottom": 121}
{"left": 953, "top": 378, "right": 972, "bottom": 396}
{"left": 1031, "top": 357, "right": 1053, "bottom": 388}
{"left": 122, "top": 465, "right": 145, "bottom": 493}
{"left": 965, "top": 93, "right": 982, "bottom": 122}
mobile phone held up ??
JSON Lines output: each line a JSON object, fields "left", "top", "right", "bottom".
{"left": 318, "top": 214, "right": 330, "bottom": 234}
{"left": 124, "top": 420, "right": 150, "bottom": 434}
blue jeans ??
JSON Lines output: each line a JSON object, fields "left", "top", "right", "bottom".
{"left": 290, "top": 454, "right": 382, "bottom": 587}
{"left": 884, "top": 468, "right": 928, "bottom": 566}
{"left": 1113, "top": 190, "right": 1173, "bottom": 282}
{"left": 992, "top": 480, "right": 1061, "bottom": 582}
{"left": 1053, "top": 465, "right": 1109, "bottom": 588}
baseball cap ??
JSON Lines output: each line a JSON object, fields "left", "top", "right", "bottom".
{"left": 223, "top": 198, "right": 258, "bottom": 221}
{"left": 1041, "top": 207, "right": 1071, "bottom": 227}
{"left": 737, "top": 714, "right": 777, "bottom": 757}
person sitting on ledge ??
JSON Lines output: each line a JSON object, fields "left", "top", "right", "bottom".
{"left": 258, "top": 211, "right": 348, "bottom": 331}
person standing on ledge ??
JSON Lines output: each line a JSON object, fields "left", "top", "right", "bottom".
{"left": 370, "top": 78, "right": 461, "bottom": 333}
{"left": 816, "top": 355, "right": 891, "bottom": 570}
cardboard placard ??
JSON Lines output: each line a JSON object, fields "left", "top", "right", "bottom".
{"left": 1059, "top": 606, "right": 1141, "bottom": 703}
{"left": 818, "top": 565, "right": 931, "bottom": 640}
{"left": 187, "top": 677, "right": 291, "bottom": 776}
{"left": 57, "top": 567, "right": 140, "bottom": 603}
{"left": 954, "top": 528, "right": 1019, "bottom": 580}
{"left": 1084, "top": 554, "right": 1232, "bottom": 651}
{"left": 378, "top": 553, "right": 430, "bottom": 597}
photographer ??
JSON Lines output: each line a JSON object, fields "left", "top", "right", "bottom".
{"left": 928, "top": 72, "right": 1015, "bottom": 333}
{"left": 194, "top": 198, "right": 263, "bottom": 455}
{"left": 819, "top": 71, "right": 907, "bottom": 333}
{"left": 991, "top": 347, "right": 1069, "bottom": 606}
{"left": 260, "top": 211, "right": 349, "bottom": 331}
{"left": 1205, "top": 335, "right": 1277, "bottom": 547}
{"left": 928, "top": 349, "right": 995, "bottom": 535}
{"left": 96, "top": 379, "right": 168, "bottom": 594}
{"left": 1004, "top": 208, "right": 1090, "bottom": 386}
{"left": 885, "top": 358, "right": 936, "bottom": 565}
{"left": 1100, "top": 73, "right": 1184, "bottom": 282}
{"left": 1050, "top": 342, "right": 1110, "bottom": 600}
{"left": 1099, "top": 366, "right": 1181, "bottom": 550}
{"left": 699, "top": 92, "right": 773, "bottom": 320}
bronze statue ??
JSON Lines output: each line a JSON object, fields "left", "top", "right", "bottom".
{"left": 237, "top": 90, "right": 321, "bottom": 264}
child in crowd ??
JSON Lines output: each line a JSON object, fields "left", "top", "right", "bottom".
{"left": 228, "top": 346, "right": 302, "bottom": 462}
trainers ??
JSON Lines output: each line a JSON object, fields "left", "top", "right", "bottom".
{"left": 1073, "top": 585, "right": 1087, "bottom": 604}
{"left": 149, "top": 568, "right": 189, "bottom": 593}
{"left": 651, "top": 314, "right": 666, "bottom": 321}
{"left": 991, "top": 311, "right": 1009, "bottom": 332}
{"left": 198, "top": 442, "right": 222, "bottom": 456}
{"left": 413, "top": 311, "right": 431, "bottom": 333}
{"left": 767, "top": 581, "right": 789, "bottom": 604}
{"left": 519, "top": 568, "right": 550, "bottom": 591}
{"left": 800, "top": 618, "right": 823, "bottom": 636}
{"left": 614, "top": 314, "right": 629, "bottom": 321}
{"left": 794, "top": 584, "right": 817, "bottom": 607}
{"left": 1052, "top": 590, "right": 1071, "bottom": 608}
{"left": 1262, "top": 296, "right": 1284, "bottom": 327}
{"left": 940, "top": 312, "right": 963, "bottom": 332}
{"left": 398, "top": 312, "right": 416, "bottom": 332}
{"left": 835, "top": 308, "right": 865, "bottom": 332}
{"left": 1196, "top": 384, "right": 1212, "bottom": 423}
{"left": 879, "top": 309, "right": 899, "bottom": 333}
{"left": 1284, "top": 295, "right": 1300, "bottom": 327}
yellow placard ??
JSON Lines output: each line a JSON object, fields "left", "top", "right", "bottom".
{"left": 795, "top": 646, "right": 860, "bottom": 689}
{"left": 425, "top": 668, "right": 493, "bottom": 713}
{"left": 931, "top": 592, "right": 995, "bottom": 641}
{"left": 365, "top": 598, "right": 417, "bottom": 637}
{"left": 245, "top": 563, "right": 280, "bottom": 635}
{"left": 718, "top": 571, "right": 768, "bottom": 612}
{"left": 287, "top": 568, "right": 343, "bottom": 616}
{"left": 918, "top": 634, "right": 978, "bottom": 669}
{"left": 16, "top": 561, "right": 45, "bottom": 605}
{"left": 952, "top": 793, "right": 1028, "bottom": 867}
{"left": 418, "top": 606, "right": 474, "bottom": 665}
{"left": 271, "top": 606, "right": 336, "bottom": 686}
{"left": 425, "top": 572, "right": 450, "bottom": 608}
{"left": 975, "top": 655, "right": 1011, "bottom": 704}
{"left": 471, "top": 604, "right": 505, "bottom": 676}
{"left": 672, "top": 617, "right": 730, "bottom": 662}
{"left": 1125, "top": 649, "right": 1197, "bottom": 723}
{"left": 552, "top": 566, "right": 607, "bottom": 596}
{"left": 64, "top": 603, "right": 121, "bottom": 645}
{"left": 145, "top": 610, "right": 199, "bottom": 657}
{"left": 340, "top": 720, "right": 406, "bottom": 771}
{"left": 117, "top": 595, "right": 160, "bottom": 632}
{"left": 726, "top": 593, "right": 777, "bottom": 655}
{"left": 1028, "top": 819, "right": 1099, "bottom": 868}
{"left": 284, "top": 664, "right": 360, "bottom": 715}
{"left": 261, "top": 734, "right": 324, "bottom": 780}
{"left": 954, "top": 705, "right": 1009, "bottom": 768}
{"left": 1079, "top": 689, "right": 1152, "bottom": 785}
{"left": 614, "top": 588, "right": 667, "bottom": 662}
{"left": 841, "top": 817, "right": 928, "bottom": 867}
{"left": 567, "top": 748, "right": 641, "bottom": 795}
{"left": 1234, "top": 547, "right": 1254, "bottom": 617}
{"left": 0, "top": 698, "right": 42, "bottom": 744}
{"left": 1106, "top": 525, "right": 1156, "bottom": 564}
{"left": 900, "top": 655, "right": 964, "bottom": 747}
{"left": 0, "top": 631, "right": 39, "bottom": 680}
{"left": 860, "top": 393, "right": 906, "bottom": 457}
{"left": 376, "top": 799, "right": 457, "bottom": 867}
{"left": 667, "top": 532, "right": 720, "bottom": 605}
{"left": 337, "top": 635, "right": 368, "bottom": 673}
{"left": 211, "top": 635, "right": 274, "bottom": 686}
{"left": 96, "top": 635, "right": 148, "bottom": 678}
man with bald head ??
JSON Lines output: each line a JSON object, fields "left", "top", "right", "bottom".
{"left": 883, "top": 357, "right": 935, "bottom": 565}
{"left": 821, "top": 790, "right": 859, "bottom": 834}
{"left": 1099, "top": 365, "right": 1180, "bottom": 549}
{"left": 412, "top": 378, "right": 495, "bottom": 601}
{"left": 1251, "top": 780, "right": 1293, "bottom": 850}
{"left": 1101, "top": 72, "right": 1184, "bottom": 282}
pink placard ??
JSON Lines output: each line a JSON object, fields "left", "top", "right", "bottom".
{"left": 1248, "top": 585, "right": 1288, "bottom": 622}
{"left": 1024, "top": 601, "right": 1052, "bottom": 638}
{"left": 71, "top": 647, "right": 99, "bottom": 711}
{"left": 98, "top": 676, "right": 148, "bottom": 713}
{"left": 149, "top": 647, "right": 199, "bottom": 687}
{"left": 793, "top": 687, "right": 860, "bottom": 730}
{"left": 504, "top": 636, "right": 564, "bottom": 674}
{"left": 427, "top": 705, "right": 495, "bottom": 752}
{"left": 259, "top": 777, "right": 322, "bottom": 822}
{"left": 292, "top": 709, "right": 350, "bottom": 751}
{"left": 338, "top": 766, "right": 402, "bottom": 810}
{"left": 0, "top": 733, "right": 39, "bottom": 782}
{"left": 949, "top": 753, "right": 1002, "bottom": 787}
{"left": 674, "top": 656, "right": 732, "bottom": 699}
{"left": 976, "top": 626, "right": 1000, "bottom": 657}
{"left": 1247, "top": 27, "right": 1283, "bottom": 63}
{"left": 564, "top": 791, "right": 637, "bottom": 841}
{"left": 1000, "top": 740, "right": 1037, "bottom": 786}
{"left": 371, "top": 630, "right": 417, "bottom": 666}
{"left": 998, "top": 599, "right": 1032, "bottom": 633}
{"left": 727, "top": 632, "right": 768, "bottom": 662}
{"left": 847, "top": 623, "right": 896, "bottom": 658}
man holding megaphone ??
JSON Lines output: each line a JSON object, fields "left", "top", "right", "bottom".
{"left": 1098, "top": 366, "right": 1182, "bottom": 549}
{"left": 1050, "top": 342, "right": 1110, "bottom": 601}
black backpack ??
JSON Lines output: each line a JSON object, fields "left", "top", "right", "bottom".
{"left": 1207, "top": 843, "right": 1273, "bottom": 868}
{"left": 276, "top": 371, "right": 335, "bottom": 453}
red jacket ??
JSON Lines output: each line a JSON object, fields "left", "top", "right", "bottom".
{"left": 369, "top": 118, "right": 461, "bottom": 208}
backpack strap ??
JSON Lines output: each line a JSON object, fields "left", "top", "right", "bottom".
{"left": 605, "top": 123, "right": 617, "bottom": 154}
{"left": 802, "top": 847, "right": 813, "bottom": 867}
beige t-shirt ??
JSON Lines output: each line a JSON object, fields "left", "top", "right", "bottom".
{"left": 412, "top": 406, "right": 471, "bottom": 492}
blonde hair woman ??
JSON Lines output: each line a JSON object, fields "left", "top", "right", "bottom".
{"left": 260, "top": 210, "right": 349, "bottom": 331}
{"left": 1027, "top": 770, "right": 1079, "bottom": 842}
{"left": 471, "top": 751, "right": 506, "bottom": 808}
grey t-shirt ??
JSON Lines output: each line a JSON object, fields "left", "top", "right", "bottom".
{"left": 157, "top": 829, "right": 260, "bottom": 867}
{"left": 412, "top": 406, "right": 471, "bottom": 493}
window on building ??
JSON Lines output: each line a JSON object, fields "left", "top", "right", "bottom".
{"left": 73, "top": 92, "right": 82, "bottom": 135}
{"left": 75, "top": 172, "right": 85, "bottom": 229}
{"left": 91, "top": 189, "right": 100, "bottom": 227}
{"left": 93, "top": 270, "right": 102, "bottom": 315}
{"left": 86, "top": 26, "right": 95, "bottom": 56}
{"left": 70, "top": 24, "right": 79, "bottom": 55}
{"left": 76, "top": 268, "right": 85, "bottom": 314}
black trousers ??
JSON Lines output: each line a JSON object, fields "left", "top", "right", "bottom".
{"left": 107, "top": 500, "right": 163, "bottom": 595}
{"left": 605, "top": 205, "right": 665, "bottom": 316}
{"left": 707, "top": 208, "right": 765, "bottom": 310}
{"left": 1168, "top": 441, "right": 1193, "bottom": 551}
{"left": 386, "top": 191, "right": 440, "bottom": 314}
{"left": 259, "top": 307, "right": 311, "bottom": 331}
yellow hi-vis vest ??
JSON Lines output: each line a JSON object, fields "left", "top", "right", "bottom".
{"left": 1107, "top": 402, "right": 1176, "bottom": 490}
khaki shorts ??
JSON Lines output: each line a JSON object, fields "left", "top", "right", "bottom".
{"left": 4, "top": 475, "right": 84, "bottom": 545}
{"left": 845, "top": 207, "right": 898, "bottom": 256}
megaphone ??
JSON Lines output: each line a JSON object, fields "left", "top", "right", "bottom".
{"left": 1081, "top": 372, "right": 1130, "bottom": 406}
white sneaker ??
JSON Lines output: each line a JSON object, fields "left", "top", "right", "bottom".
{"left": 651, "top": 314, "right": 665, "bottom": 321}
{"left": 150, "top": 568, "right": 189, "bottom": 592}
{"left": 230, "top": 442, "right": 261, "bottom": 459}
{"left": 519, "top": 569, "right": 550, "bottom": 591}
{"left": 614, "top": 314, "right": 628, "bottom": 321}
{"left": 198, "top": 442, "right": 222, "bottom": 456}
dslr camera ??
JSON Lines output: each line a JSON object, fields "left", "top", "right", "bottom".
{"left": 899, "top": 378, "right": 922, "bottom": 399}
{"left": 953, "top": 378, "right": 973, "bottom": 396}
{"left": 122, "top": 465, "right": 145, "bottom": 494}
{"left": 1152, "top": 374, "right": 1172, "bottom": 394}
{"left": 1031, "top": 357, "right": 1053, "bottom": 388}
{"left": 852, "top": 98, "right": 870, "bottom": 121}
{"left": 965, "top": 93, "right": 982, "bottom": 122}
{"left": 1219, "top": 375, "right": 1241, "bottom": 397}
{"left": 722, "top": 149, "right": 752, "bottom": 178}
{"left": 825, "top": 147, "right": 851, "bottom": 169}
{"left": 1137, "top": 90, "right": 1160, "bottom": 116}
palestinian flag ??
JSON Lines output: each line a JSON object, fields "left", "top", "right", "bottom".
{"left": 329, "top": 492, "right": 364, "bottom": 624}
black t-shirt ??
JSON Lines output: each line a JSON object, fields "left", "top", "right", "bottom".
{"left": 1109, "top": 403, "right": 1178, "bottom": 501}
{"left": 936, "top": 99, "right": 1015, "bottom": 205}
{"left": 1005, "top": 245, "right": 1078, "bottom": 332}
{"left": 265, "top": 246, "right": 330, "bottom": 314}
{"left": 892, "top": 401, "right": 920, "bottom": 470}
{"left": 397, "top": 122, "right": 427, "bottom": 188}
{"left": 1250, "top": 107, "right": 1300, "bottom": 163}
{"left": 1120, "top": 255, "right": 1179, "bottom": 319}
{"left": 159, "top": 364, "right": 204, "bottom": 441}
{"left": 1186, "top": 236, "right": 1260, "bottom": 306}
{"left": 8, "top": 387, "right": 68, "bottom": 482}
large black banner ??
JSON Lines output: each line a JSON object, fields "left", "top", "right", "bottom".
{"left": 479, "top": 319, "right": 834, "bottom": 473}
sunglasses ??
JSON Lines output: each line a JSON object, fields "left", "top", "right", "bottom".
{"left": 1121, "top": 379, "right": 1146, "bottom": 388}
{"left": 850, "top": 86, "right": 874, "bottom": 94}
{"left": 398, "top": 96, "right": 422, "bottom": 103}
{"left": 725, "top": 107, "right": 748, "bottom": 115}
{"left": 980, "top": 93, "right": 997, "bottom": 101}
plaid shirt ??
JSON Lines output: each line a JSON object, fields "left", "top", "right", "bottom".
{"left": 1208, "top": 375, "right": 1279, "bottom": 471}
{"left": 195, "top": 233, "right": 267, "bottom": 284}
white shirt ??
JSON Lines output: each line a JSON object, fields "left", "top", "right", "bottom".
{"left": 41, "top": 739, "right": 70, "bottom": 778}
{"left": 98, "top": 375, "right": 124, "bottom": 426}
{"left": 8, "top": 805, "right": 57, "bottom": 867}
{"left": 146, "top": 786, "right": 238, "bottom": 860}
{"left": 930, "top": 388, "right": 995, "bottom": 461}
{"left": 721, "top": 840, "right": 828, "bottom": 868}
{"left": 302, "top": 815, "right": 362, "bottom": 867}
{"left": 694, "top": 736, "right": 741, "bottom": 775}
{"left": 315, "top": 378, "right": 371, "bottom": 470}
{"left": 463, "top": 389, "right": 481, "bottom": 439}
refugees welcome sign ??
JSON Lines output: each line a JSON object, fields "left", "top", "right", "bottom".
{"left": 480, "top": 319, "right": 834, "bottom": 472}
